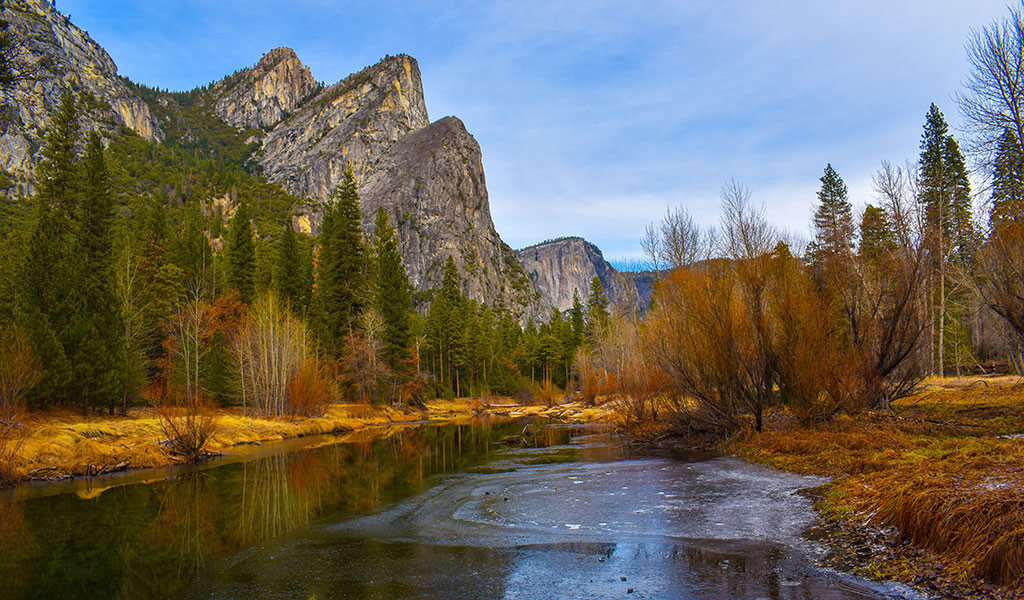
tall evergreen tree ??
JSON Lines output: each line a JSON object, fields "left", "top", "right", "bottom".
{"left": 991, "top": 127, "right": 1024, "bottom": 223}
{"left": 170, "top": 202, "right": 213, "bottom": 296}
{"left": 134, "top": 201, "right": 183, "bottom": 382}
{"left": 274, "top": 217, "right": 304, "bottom": 309}
{"left": 18, "top": 92, "right": 80, "bottom": 406}
{"left": 918, "top": 103, "right": 976, "bottom": 376}
{"left": 944, "top": 136, "right": 975, "bottom": 263}
{"left": 314, "top": 165, "right": 366, "bottom": 355}
{"left": 425, "top": 257, "right": 463, "bottom": 393}
{"left": 35, "top": 92, "right": 79, "bottom": 236}
{"left": 570, "top": 289, "right": 585, "bottom": 349}
{"left": 809, "top": 163, "right": 853, "bottom": 276}
{"left": 858, "top": 204, "right": 896, "bottom": 264}
{"left": 919, "top": 103, "right": 951, "bottom": 232}
{"left": 371, "top": 208, "right": 412, "bottom": 370}
{"left": 225, "top": 201, "right": 255, "bottom": 303}
{"left": 586, "top": 276, "right": 610, "bottom": 343}
{"left": 70, "top": 133, "right": 124, "bottom": 413}
{"left": 203, "top": 329, "right": 236, "bottom": 406}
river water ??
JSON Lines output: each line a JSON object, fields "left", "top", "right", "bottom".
{"left": 0, "top": 419, "right": 913, "bottom": 599}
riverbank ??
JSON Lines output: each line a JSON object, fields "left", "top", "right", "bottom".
{"left": 729, "top": 376, "right": 1024, "bottom": 599}
{"left": 4, "top": 398, "right": 616, "bottom": 486}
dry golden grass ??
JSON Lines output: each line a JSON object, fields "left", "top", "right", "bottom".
{"left": 6, "top": 396, "right": 612, "bottom": 486}
{"left": 11, "top": 403, "right": 425, "bottom": 483}
{"left": 732, "top": 376, "right": 1024, "bottom": 591}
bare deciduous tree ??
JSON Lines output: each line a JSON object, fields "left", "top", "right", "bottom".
{"left": 160, "top": 286, "right": 219, "bottom": 461}
{"left": 640, "top": 223, "right": 662, "bottom": 278}
{"left": 659, "top": 206, "right": 704, "bottom": 269}
{"left": 234, "top": 293, "right": 318, "bottom": 416}
{"left": 719, "top": 179, "right": 776, "bottom": 261}
{"left": 0, "top": 326, "right": 41, "bottom": 424}
{"left": 873, "top": 161, "right": 923, "bottom": 250}
{"left": 958, "top": 5, "right": 1024, "bottom": 161}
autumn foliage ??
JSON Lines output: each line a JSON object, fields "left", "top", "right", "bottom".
{"left": 0, "top": 327, "right": 42, "bottom": 484}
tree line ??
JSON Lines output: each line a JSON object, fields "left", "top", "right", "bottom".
{"left": 0, "top": 91, "right": 620, "bottom": 425}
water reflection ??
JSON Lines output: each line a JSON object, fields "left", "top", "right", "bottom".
{"left": 0, "top": 421, "right": 890, "bottom": 600}
{"left": 0, "top": 418, "right": 548, "bottom": 600}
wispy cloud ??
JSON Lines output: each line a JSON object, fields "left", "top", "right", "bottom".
{"left": 64, "top": 0, "right": 1010, "bottom": 260}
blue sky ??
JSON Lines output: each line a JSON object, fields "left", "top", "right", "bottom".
{"left": 62, "top": 0, "right": 1011, "bottom": 263}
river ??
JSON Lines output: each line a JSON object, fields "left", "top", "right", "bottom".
{"left": 0, "top": 418, "right": 915, "bottom": 599}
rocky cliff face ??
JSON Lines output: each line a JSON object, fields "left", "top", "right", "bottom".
{"left": 211, "top": 47, "right": 318, "bottom": 131}
{"left": 203, "top": 50, "right": 536, "bottom": 317}
{"left": 360, "top": 117, "right": 540, "bottom": 319}
{"left": 516, "top": 237, "right": 650, "bottom": 314}
{"left": 255, "top": 54, "right": 429, "bottom": 206}
{"left": 0, "top": 5, "right": 559, "bottom": 320}
{"left": 0, "top": 0, "right": 162, "bottom": 193}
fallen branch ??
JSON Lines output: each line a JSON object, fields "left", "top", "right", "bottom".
{"left": 86, "top": 460, "right": 130, "bottom": 477}
{"left": 28, "top": 466, "right": 72, "bottom": 481}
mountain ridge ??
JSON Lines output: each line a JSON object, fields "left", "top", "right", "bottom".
{"left": 0, "top": 0, "right": 635, "bottom": 324}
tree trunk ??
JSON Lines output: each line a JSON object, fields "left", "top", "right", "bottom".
{"left": 939, "top": 254, "right": 946, "bottom": 378}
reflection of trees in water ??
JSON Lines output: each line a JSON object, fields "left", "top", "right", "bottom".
{"left": 234, "top": 452, "right": 332, "bottom": 543}
{"left": 116, "top": 472, "right": 223, "bottom": 600}
{"left": 231, "top": 420, "right": 526, "bottom": 543}
{"left": 4, "top": 420, "right": 540, "bottom": 600}
{"left": 0, "top": 496, "right": 37, "bottom": 599}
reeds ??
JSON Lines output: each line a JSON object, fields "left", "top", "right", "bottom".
{"left": 735, "top": 385, "right": 1024, "bottom": 590}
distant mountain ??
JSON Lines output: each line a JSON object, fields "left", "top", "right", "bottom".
{"left": 516, "top": 237, "right": 655, "bottom": 315}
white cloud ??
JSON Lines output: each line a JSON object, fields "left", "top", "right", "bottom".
{"left": 63, "top": 0, "right": 1011, "bottom": 257}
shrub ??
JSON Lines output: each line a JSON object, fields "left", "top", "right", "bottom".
{"left": 286, "top": 356, "right": 333, "bottom": 417}
{"left": 158, "top": 392, "right": 219, "bottom": 462}
{"left": 0, "top": 327, "right": 41, "bottom": 485}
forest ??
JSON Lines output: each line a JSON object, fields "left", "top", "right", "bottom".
{"left": 0, "top": 75, "right": 612, "bottom": 471}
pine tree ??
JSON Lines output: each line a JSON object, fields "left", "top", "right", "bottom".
{"left": 586, "top": 276, "right": 610, "bottom": 343}
{"left": 225, "top": 201, "right": 255, "bottom": 303}
{"left": 809, "top": 163, "right": 853, "bottom": 276}
{"left": 944, "top": 136, "right": 975, "bottom": 264}
{"left": 425, "top": 257, "right": 463, "bottom": 393}
{"left": 451, "top": 300, "right": 474, "bottom": 395}
{"left": 858, "top": 204, "right": 896, "bottom": 264}
{"left": 314, "top": 165, "right": 366, "bottom": 356}
{"left": 71, "top": 133, "right": 123, "bottom": 413}
{"left": 274, "top": 217, "right": 304, "bottom": 309}
{"left": 170, "top": 202, "right": 213, "bottom": 296}
{"left": 918, "top": 103, "right": 976, "bottom": 376}
{"left": 136, "top": 201, "right": 176, "bottom": 376}
{"left": 202, "top": 329, "right": 236, "bottom": 405}
{"left": 570, "top": 289, "right": 585, "bottom": 349}
{"left": 991, "top": 127, "right": 1024, "bottom": 223}
{"left": 474, "top": 306, "right": 495, "bottom": 391}
{"left": 919, "top": 103, "right": 951, "bottom": 233}
{"left": 17, "top": 92, "right": 80, "bottom": 406}
{"left": 371, "top": 208, "right": 412, "bottom": 370}
{"left": 35, "top": 92, "right": 79, "bottom": 237}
